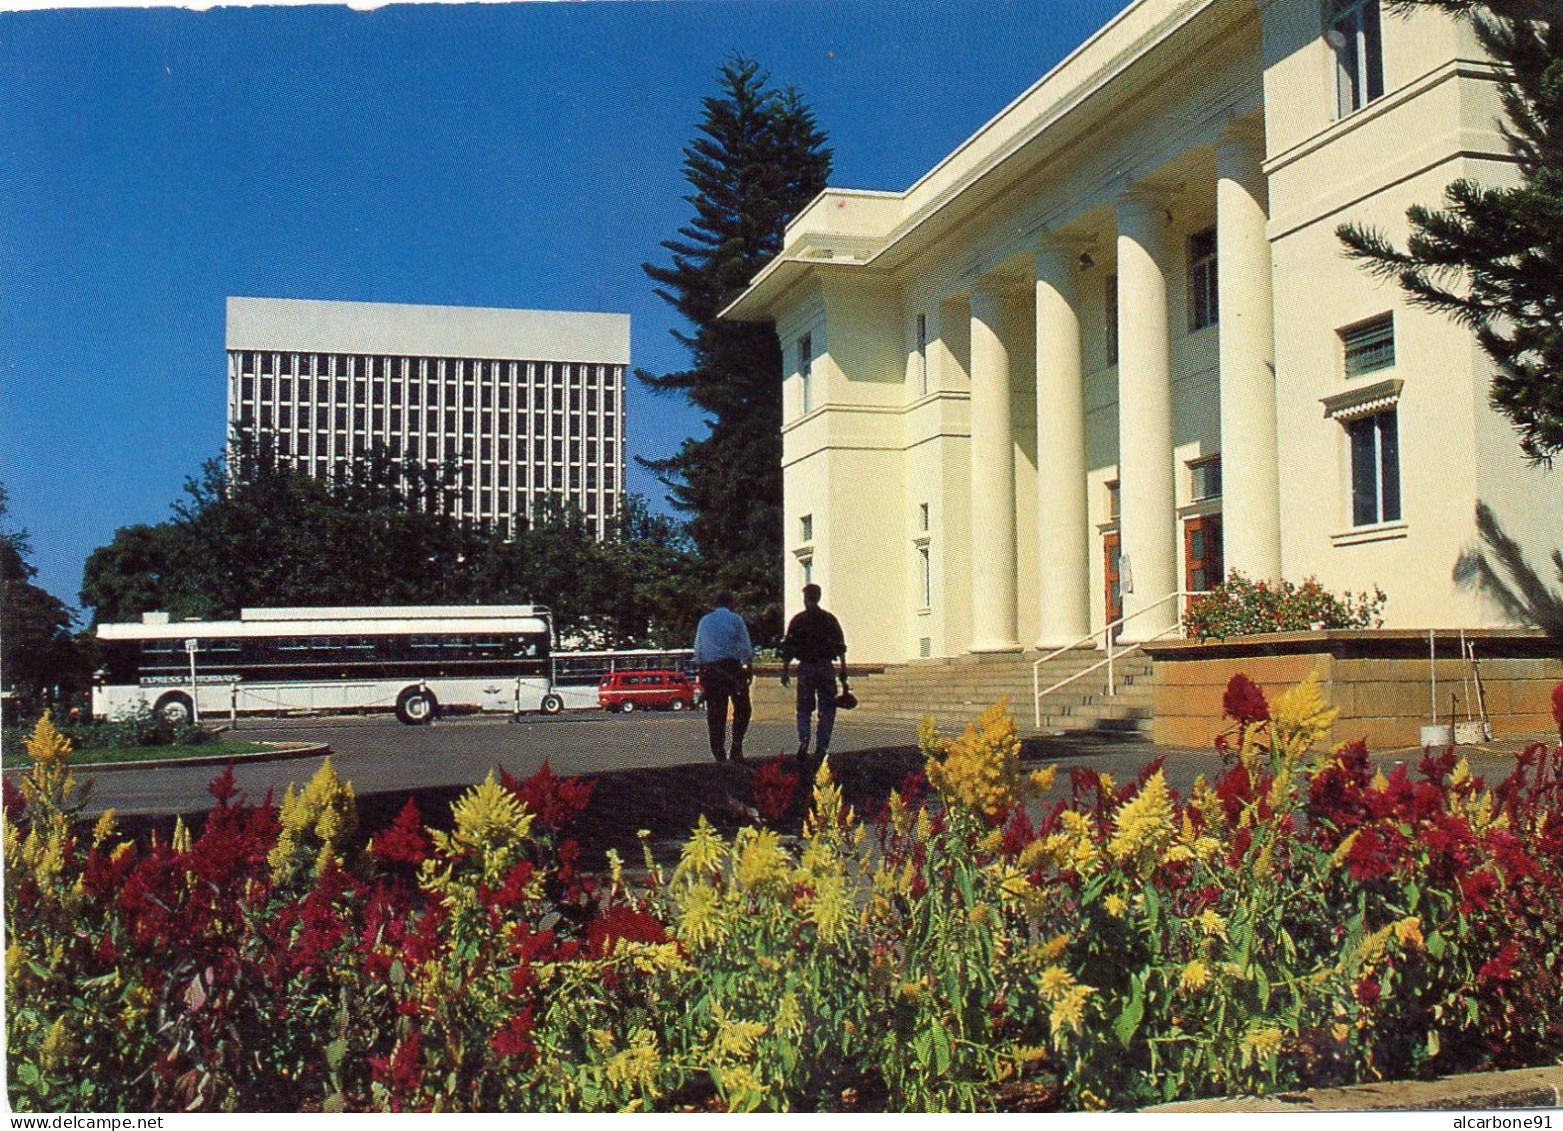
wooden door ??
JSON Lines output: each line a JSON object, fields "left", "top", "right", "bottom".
{"left": 1184, "top": 515, "right": 1224, "bottom": 592}
{"left": 1104, "top": 531, "right": 1123, "bottom": 638}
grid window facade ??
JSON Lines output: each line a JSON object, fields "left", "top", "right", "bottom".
{"left": 1187, "top": 228, "right": 1218, "bottom": 332}
{"left": 229, "top": 347, "right": 627, "bottom": 539}
{"left": 1342, "top": 314, "right": 1395, "bottom": 376}
{"left": 1329, "top": 0, "right": 1384, "bottom": 116}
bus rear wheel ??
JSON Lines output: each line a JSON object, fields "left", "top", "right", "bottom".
{"left": 396, "top": 688, "right": 437, "bottom": 726}
{"left": 154, "top": 692, "right": 194, "bottom": 726}
{"left": 540, "top": 694, "right": 564, "bottom": 715}
{"left": 619, "top": 699, "right": 636, "bottom": 714}
{"left": 670, "top": 698, "right": 686, "bottom": 711}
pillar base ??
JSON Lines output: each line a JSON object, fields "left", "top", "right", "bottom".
{"left": 969, "top": 641, "right": 1024, "bottom": 655}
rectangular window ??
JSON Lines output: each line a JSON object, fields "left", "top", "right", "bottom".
{"left": 1105, "top": 275, "right": 1119, "bottom": 365}
{"left": 1190, "top": 456, "right": 1223, "bottom": 501}
{"left": 801, "top": 556, "right": 813, "bottom": 587}
{"left": 916, "top": 313, "right": 929, "bottom": 397}
{"left": 919, "top": 502, "right": 930, "bottom": 532}
{"left": 1187, "top": 228, "right": 1218, "bottom": 332}
{"left": 1348, "top": 410, "right": 1401, "bottom": 526}
{"left": 1330, "top": 0, "right": 1384, "bottom": 116}
{"left": 800, "top": 333, "right": 814, "bottom": 414}
{"left": 1106, "top": 479, "right": 1121, "bottom": 522}
{"left": 919, "top": 545, "right": 932, "bottom": 608}
{"left": 1342, "top": 313, "right": 1395, "bottom": 376}
{"left": 800, "top": 513, "right": 813, "bottom": 542}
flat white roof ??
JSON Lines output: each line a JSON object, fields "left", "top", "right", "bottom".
{"left": 227, "top": 297, "right": 630, "bottom": 366}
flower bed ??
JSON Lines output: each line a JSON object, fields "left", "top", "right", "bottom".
{"left": 6, "top": 680, "right": 1563, "bottom": 1112}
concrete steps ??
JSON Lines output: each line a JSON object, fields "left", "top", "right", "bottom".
{"left": 845, "top": 648, "right": 1155, "bottom": 739}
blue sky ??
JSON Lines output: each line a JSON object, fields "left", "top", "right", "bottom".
{"left": 0, "top": 0, "right": 1122, "bottom": 610}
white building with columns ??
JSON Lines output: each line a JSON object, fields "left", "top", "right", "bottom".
{"left": 724, "top": 0, "right": 1558, "bottom": 665}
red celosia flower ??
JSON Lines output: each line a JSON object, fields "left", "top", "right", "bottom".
{"left": 2, "top": 774, "right": 26, "bottom": 819}
{"left": 1551, "top": 682, "right": 1563, "bottom": 735}
{"left": 1345, "top": 825, "right": 1403, "bottom": 881}
{"left": 1479, "top": 942, "right": 1519, "bottom": 982}
{"left": 587, "top": 906, "right": 668, "bottom": 957}
{"left": 751, "top": 757, "right": 799, "bottom": 825}
{"left": 482, "top": 860, "right": 536, "bottom": 912}
{"left": 1459, "top": 869, "right": 1500, "bottom": 913}
{"left": 1355, "top": 976, "right": 1381, "bottom": 1007}
{"left": 373, "top": 799, "right": 432, "bottom": 868}
{"left": 499, "top": 760, "right": 595, "bottom": 833}
{"left": 1222, "top": 674, "right": 1270, "bottom": 725}
{"left": 490, "top": 1005, "right": 538, "bottom": 1062}
{"left": 369, "top": 1031, "right": 424, "bottom": 1103}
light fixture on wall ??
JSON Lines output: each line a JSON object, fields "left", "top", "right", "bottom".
{"left": 1077, "top": 251, "right": 1095, "bottom": 270}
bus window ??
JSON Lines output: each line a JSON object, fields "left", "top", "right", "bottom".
{"left": 342, "top": 636, "right": 374, "bottom": 652}
{"left": 410, "top": 635, "right": 440, "bottom": 650}
{"left": 278, "top": 637, "right": 309, "bottom": 652}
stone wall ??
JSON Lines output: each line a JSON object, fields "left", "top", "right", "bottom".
{"left": 1145, "top": 630, "right": 1561, "bottom": 751}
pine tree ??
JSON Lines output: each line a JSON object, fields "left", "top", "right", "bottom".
{"left": 1338, "top": 0, "right": 1563, "bottom": 463}
{"left": 640, "top": 56, "right": 831, "bottom": 640}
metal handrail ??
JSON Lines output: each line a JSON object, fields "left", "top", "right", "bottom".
{"left": 1032, "top": 590, "right": 1209, "bottom": 729}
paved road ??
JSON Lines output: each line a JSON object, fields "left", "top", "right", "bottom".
{"left": 68, "top": 711, "right": 915, "bottom": 818}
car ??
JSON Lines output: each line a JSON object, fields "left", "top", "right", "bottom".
{"left": 597, "top": 670, "right": 698, "bottom": 713}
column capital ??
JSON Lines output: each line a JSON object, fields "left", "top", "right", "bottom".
{"left": 1034, "top": 233, "right": 1097, "bottom": 278}
{"left": 1216, "top": 118, "right": 1267, "bottom": 176}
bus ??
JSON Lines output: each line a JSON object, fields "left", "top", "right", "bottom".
{"left": 93, "top": 605, "right": 559, "bottom": 726}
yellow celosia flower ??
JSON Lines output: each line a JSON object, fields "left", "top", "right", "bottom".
{"left": 714, "top": 1016, "right": 769, "bottom": 1060}
{"left": 774, "top": 992, "right": 803, "bottom": 1041}
{"left": 442, "top": 771, "right": 533, "bottom": 852}
{"left": 91, "top": 809, "right": 117, "bottom": 849}
{"left": 1039, "top": 964, "right": 1074, "bottom": 1000}
{"left": 1394, "top": 916, "right": 1424, "bottom": 950}
{"left": 924, "top": 700, "right": 1034, "bottom": 822}
{"left": 1108, "top": 770, "right": 1175, "bottom": 872}
{"left": 1451, "top": 758, "right": 1471, "bottom": 786}
{"left": 27, "top": 713, "right": 73, "bottom": 770}
{"left": 1104, "top": 894, "right": 1128, "bottom": 918}
{"left": 171, "top": 816, "right": 192, "bottom": 854}
{"left": 734, "top": 828, "right": 789, "bottom": 891}
{"left": 1332, "top": 1023, "right": 1351, "bottom": 1042}
{"left": 914, "top": 808, "right": 933, "bottom": 845}
{"left": 1038, "top": 933, "right": 1070, "bottom": 963}
{"left": 1271, "top": 672, "right": 1339, "bottom": 753}
{"left": 269, "top": 757, "right": 358, "bottom": 880}
{"left": 805, "top": 871, "right": 852, "bottom": 942}
{"left": 1030, "top": 765, "right": 1058, "bottom": 795}
{"left": 1370, "top": 770, "right": 1390, "bottom": 792}
{"left": 1199, "top": 909, "right": 1227, "bottom": 936}
{"left": 37, "top": 1016, "right": 71, "bottom": 1072}
{"left": 605, "top": 1028, "right": 661, "bottom": 1091}
{"left": 978, "top": 828, "right": 1004, "bottom": 854}
{"left": 1049, "top": 984, "right": 1095, "bottom": 1044}
{"left": 1181, "top": 960, "right": 1211, "bottom": 992}
{"left": 1243, "top": 1026, "right": 1284, "bottom": 1059}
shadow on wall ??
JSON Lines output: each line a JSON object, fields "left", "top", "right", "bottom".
{"left": 1453, "top": 502, "right": 1563, "bottom": 647}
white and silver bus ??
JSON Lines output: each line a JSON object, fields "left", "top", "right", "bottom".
{"left": 93, "top": 605, "right": 561, "bottom": 725}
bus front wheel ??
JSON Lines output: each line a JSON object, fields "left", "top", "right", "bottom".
{"left": 154, "top": 692, "right": 194, "bottom": 726}
{"left": 396, "top": 688, "right": 437, "bottom": 726}
{"left": 540, "top": 694, "right": 564, "bottom": 715}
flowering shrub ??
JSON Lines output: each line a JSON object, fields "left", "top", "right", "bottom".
{"left": 1184, "top": 570, "right": 1387, "bottom": 640}
{"left": 7, "top": 683, "right": 1563, "bottom": 1112}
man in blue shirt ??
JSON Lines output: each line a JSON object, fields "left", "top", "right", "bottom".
{"left": 693, "top": 591, "right": 754, "bottom": 763}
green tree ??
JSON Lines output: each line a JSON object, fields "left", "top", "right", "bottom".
{"left": 1338, "top": 0, "right": 1563, "bottom": 462}
{"left": 640, "top": 55, "right": 832, "bottom": 640}
{"left": 0, "top": 484, "right": 86, "bottom": 703}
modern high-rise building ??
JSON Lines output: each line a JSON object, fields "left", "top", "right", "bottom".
{"left": 226, "top": 297, "right": 629, "bottom": 537}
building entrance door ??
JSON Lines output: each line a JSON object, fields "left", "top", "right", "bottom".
{"left": 1103, "top": 532, "right": 1123, "bottom": 640}
{"left": 1184, "top": 515, "right": 1224, "bottom": 592}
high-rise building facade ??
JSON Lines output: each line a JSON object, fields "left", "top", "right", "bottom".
{"left": 226, "top": 297, "right": 629, "bottom": 537}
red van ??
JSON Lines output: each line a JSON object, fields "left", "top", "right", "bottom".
{"left": 597, "top": 670, "right": 698, "bottom": 713}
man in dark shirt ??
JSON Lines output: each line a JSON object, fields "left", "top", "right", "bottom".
{"left": 779, "top": 584, "right": 848, "bottom": 772}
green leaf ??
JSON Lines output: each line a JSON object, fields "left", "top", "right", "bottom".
{"left": 1427, "top": 930, "right": 1446, "bottom": 958}
{"left": 390, "top": 960, "right": 406, "bottom": 988}
{"left": 1114, "top": 977, "right": 1146, "bottom": 1047}
{"left": 325, "top": 1036, "right": 348, "bottom": 1071}
{"left": 17, "top": 1063, "right": 39, "bottom": 1086}
{"left": 323, "top": 1093, "right": 345, "bottom": 1114}
{"left": 931, "top": 1023, "right": 952, "bottom": 1074}
{"left": 1255, "top": 966, "right": 1271, "bottom": 1010}
{"left": 1427, "top": 1029, "right": 1441, "bottom": 1059}
{"left": 913, "top": 1028, "right": 933, "bottom": 1067}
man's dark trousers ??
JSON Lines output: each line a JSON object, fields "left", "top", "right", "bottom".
{"left": 701, "top": 658, "right": 751, "bottom": 761}
{"left": 795, "top": 659, "right": 838, "bottom": 757}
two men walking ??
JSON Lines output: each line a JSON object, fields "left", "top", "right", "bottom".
{"left": 693, "top": 584, "right": 849, "bottom": 772}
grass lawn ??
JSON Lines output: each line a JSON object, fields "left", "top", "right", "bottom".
{"left": 3, "top": 740, "right": 279, "bottom": 769}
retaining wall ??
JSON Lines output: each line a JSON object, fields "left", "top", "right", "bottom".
{"left": 1145, "top": 630, "right": 1561, "bottom": 751}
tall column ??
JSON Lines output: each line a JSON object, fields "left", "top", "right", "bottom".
{"left": 1034, "top": 239, "right": 1091, "bottom": 647}
{"left": 969, "top": 283, "right": 1021, "bottom": 653}
{"left": 1216, "top": 123, "right": 1282, "bottom": 580}
{"left": 1115, "top": 186, "right": 1179, "bottom": 641}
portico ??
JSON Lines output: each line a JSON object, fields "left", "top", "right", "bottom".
{"left": 723, "top": 0, "right": 1552, "bottom": 664}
